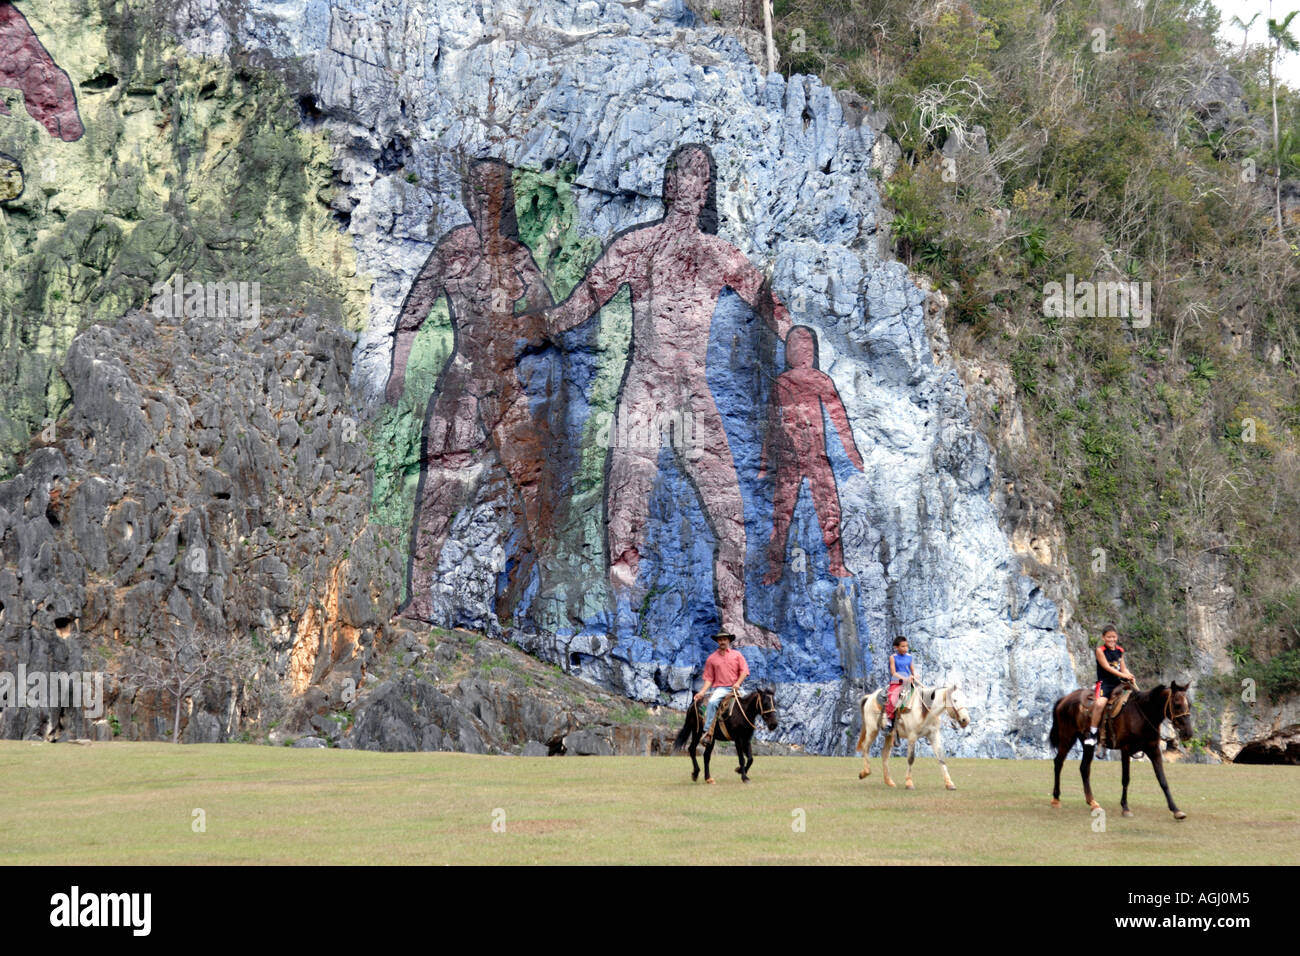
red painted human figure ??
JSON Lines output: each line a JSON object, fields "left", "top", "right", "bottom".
{"left": 0, "top": 3, "right": 84, "bottom": 141}
{"left": 1, "top": 2, "right": 84, "bottom": 204}
{"left": 385, "top": 159, "right": 554, "bottom": 621}
{"left": 759, "top": 325, "right": 864, "bottom": 584}
{"left": 535, "top": 144, "right": 791, "bottom": 649}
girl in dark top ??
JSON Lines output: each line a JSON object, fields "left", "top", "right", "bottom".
{"left": 1084, "top": 624, "right": 1134, "bottom": 746}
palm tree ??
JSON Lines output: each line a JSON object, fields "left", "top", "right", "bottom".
{"left": 1267, "top": 5, "right": 1300, "bottom": 234}
{"left": 1231, "top": 11, "right": 1261, "bottom": 56}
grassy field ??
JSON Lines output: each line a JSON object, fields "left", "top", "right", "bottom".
{"left": 1, "top": 741, "right": 1296, "bottom": 864}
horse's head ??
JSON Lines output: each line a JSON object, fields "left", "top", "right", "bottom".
{"left": 757, "top": 688, "right": 779, "bottom": 731}
{"left": 1166, "top": 681, "right": 1193, "bottom": 740}
{"left": 946, "top": 685, "right": 971, "bottom": 728}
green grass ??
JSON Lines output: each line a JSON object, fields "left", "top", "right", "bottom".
{"left": 0, "top": 742, "right": 1295, "bottom": 865}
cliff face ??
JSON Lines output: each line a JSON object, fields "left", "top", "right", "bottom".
{"left": 279, "top": 0, "right": 1074, "bottom": 755}
{"left": 2, "top": 0, "right": 1077, "bottom": 755}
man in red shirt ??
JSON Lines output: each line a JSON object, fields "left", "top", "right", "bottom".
{"left": 694, "top": 630, "right": 750, "bottom": 746}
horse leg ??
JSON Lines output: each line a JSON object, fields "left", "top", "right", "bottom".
{"left": 1080, "top": 743, "right": 1099, "bottom": 810}
{"left": 1121, "top": 751, "right": 1133, "bottom": 817}
{"left": 904, "top": 738, "right": 916, "bottom": 790}
{"left": 931, "top": 730, "right": 956, "bottom": 790}
{"left": 858, "top": 706, "right": 879, "bottom": 779}
{"left": 687, "top": 709, "right": 701, "bottom": 781}
{"left": 1146, "top": 745, "right": 1185, "bottom": 819}
{"left": 704, "top": 738, "right": 716, "bottom": 784}
{"left": 859, "top": 727, "right": 877, "bottom": 779}
{"left": 882, "top": 732, "right": 899, "bottom": 788}
{"left": 1051, "top": 739, "right": 1069, "bottom": 807}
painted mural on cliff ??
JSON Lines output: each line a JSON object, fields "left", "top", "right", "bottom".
{"left": 0, "top": 1, "right": 84, "bottom": 202}
{"left": 383, "top": 143, "right": 873, "bottom": 691}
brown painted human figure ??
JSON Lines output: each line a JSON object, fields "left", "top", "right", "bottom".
{"left": 759, "top": 325, "right": 864, "bottom": 584}
{"left": 535, "top": 144, "right": 791, "bottom": 649}
{"left": 385, "top": 159, "right": 554, "bottom": 621}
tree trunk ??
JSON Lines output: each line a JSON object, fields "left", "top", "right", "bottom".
{"left": 173, "top": 692, "right": 182, "bottom": 744}
{"left": 1272, "top": 3, "right": 1286, "bottom": 236}
{"left": 763, "top": 0, "right": 776, "bottom": 75}
{"left": 1274, "top": 58, "right": 1284, "bottom": 235}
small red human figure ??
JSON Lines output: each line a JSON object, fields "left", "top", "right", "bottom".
{"left": 759, "top": 325, "right": 864, "bottom": 584}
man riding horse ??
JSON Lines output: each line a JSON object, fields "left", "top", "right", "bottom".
{"left": 694, "top": 630, "right": 749, "bottom": 747}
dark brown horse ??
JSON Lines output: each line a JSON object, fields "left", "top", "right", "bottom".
{"left": 673, "top": 689, "right": 778, "bottom": 783}
{"left": 1049, "top": 681, "right": 1194, "bottom": 819}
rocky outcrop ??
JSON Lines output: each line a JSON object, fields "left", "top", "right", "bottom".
{"left": 1218, "top": 692, "right": 1300, "bottom": 764}
{"left": 1233, "top": 726, "right": 1300, "bottom": 764}
{"left": 0, "top": 308, "right": 399, "bottom": 742}
{"left": 338, "top": 626, "right": 684, "bottom": 755}
{"left": 0, "top": 1, "right": 369, "bottom": 476}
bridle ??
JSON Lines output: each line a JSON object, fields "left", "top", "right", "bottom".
{"left": 1135, "top": 687, "right": 1190, "bottom": 736}
{"left": 944, "top": 687, "right": 967, "bottom": 727}
{"left": 1165, "top": 690, "right": 1190, "bottom": 722}
{"left": 735, "top": 690, "right": 777, "bottom": 730}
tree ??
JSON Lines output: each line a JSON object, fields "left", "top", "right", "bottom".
{"left": 1231, "top": 12, "right": 1261, "bottom": 56}
{"left": 1267, "top": 6, "right": 1300, "bottom": 234}
{"left": 119, "top": 627, "right": 254, "bottom": 743}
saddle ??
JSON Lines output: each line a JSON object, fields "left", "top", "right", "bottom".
{"left": 719, "top": 693, "right": 736, "bottom": 723}
{"left": 1107, "top": 683, "right": 1134, "bottom": 719}
{"left": 698, "top": 692, "right": 736, "bottom": 741}
{"left": 875, "top": 683, "right": 924, "bottom": 716}
{"left": 1102, "top": 682, "right": 1135, "bottom": 748}
{"left": 1092, "top": 681, "right": 1135, "bottom": 749}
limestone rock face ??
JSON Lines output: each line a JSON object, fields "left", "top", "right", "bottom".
{"left": 0, "top": 310, "right": 398, "bottom": 742}
{"left": 1218, "top": 693, "right": 1300, "bottom": 764}
{"left": 169, "top": 0, "right": 1077, "bottom": 756}
{"left": 2, "top": 0, "right": 1083, "bottom": 756}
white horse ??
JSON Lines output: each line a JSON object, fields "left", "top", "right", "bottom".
{"left": 856, "top": 683, "right": 971, "bottom": 790}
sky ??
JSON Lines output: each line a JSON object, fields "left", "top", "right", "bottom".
{"left": 1213, "top": 0, "right": 1300, "bottom": 86}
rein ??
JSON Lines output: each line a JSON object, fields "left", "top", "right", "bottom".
{"left": 699, "top": 691, "right": 775, "bottom": 737}
{"left": 1131, "top": 688, "right": 1188, "bottom": 738}
{"left": 889, "top": 686, "right": 963, "bottom": 735}
{"left": 734, "top": 691, "right": 776, "bottom": 731}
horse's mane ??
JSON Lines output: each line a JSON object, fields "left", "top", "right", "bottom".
{"left": 1135, "top": 684, "right": 1168, "bottom": 706}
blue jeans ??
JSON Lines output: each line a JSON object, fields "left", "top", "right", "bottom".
{"left": 703, "top": 688, "right": 733, "bottom": 734}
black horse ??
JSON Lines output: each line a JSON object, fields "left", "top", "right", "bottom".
{"left": 673, "top": 688, "right": 778, "bottom": 783}
{"left": 1049, "top": 681, "right": 1194, "bottom": 819}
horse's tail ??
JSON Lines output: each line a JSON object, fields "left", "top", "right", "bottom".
{"left": 1049, "top": 699, "right": 1061, "bottom": 750}
{"left": 672, "top": 707, "right": 695, "bottom": 753}
{"left": 855, "top": 695, "right": 869, "bottom": 753}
